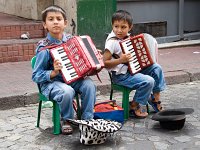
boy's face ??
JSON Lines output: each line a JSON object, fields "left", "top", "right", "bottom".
{"left": 112, "top": 20, "right": 132, "bottom": 39}
{"left": 43, "top": 12, "right": 67, "bottom": 38}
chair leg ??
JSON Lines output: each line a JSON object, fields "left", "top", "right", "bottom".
{"left": 53, "top": 101, "right": 61, "bottom": 135}
{"left": 110, "top": 89, "right": 114, "bottom": 100}
{"left": 146, "top": 104, "right": 150, "bottom": 114}
{"left": 36, "top": 100, "right": 42, "bottom": 127}
{"left": 122, "top": 90, "right": 130, "bottom": 120}
{"left": 75, "top": 94, "right": 81, "bottom": 119}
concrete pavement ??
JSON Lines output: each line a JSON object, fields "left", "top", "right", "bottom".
{"left": 0, "top": 41, "right": 200, "bottom": 109}
{"left": 0, "top": 81, "right": 200, "bottom": 149}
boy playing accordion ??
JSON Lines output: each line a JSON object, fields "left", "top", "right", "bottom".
{"left": 32, "top": 5, "right": 96, "bottom": 134}
{"left": 103, "top": 10, "right": 166, "bottom": 118}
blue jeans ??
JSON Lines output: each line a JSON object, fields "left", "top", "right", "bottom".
{"left": 112, "top": 63, "right": 166, "bottom": 105}
{"left": 41, "top": 77, "right": 96, "bottom": 121}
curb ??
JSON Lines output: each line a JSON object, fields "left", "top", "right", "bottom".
{"left": 158, "top": 39, "right": 200, "bottom": 49}
{"left": 1, "top": 71, "right": 200, "bottom": 110}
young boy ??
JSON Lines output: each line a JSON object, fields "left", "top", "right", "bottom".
{"left": 103, "top": 10, "right": 166, "bottom": 118}
{"left": 32, "top": 5, "right": 96, "bottom": 134}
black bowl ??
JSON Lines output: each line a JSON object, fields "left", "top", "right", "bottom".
{"left": 152, "top": 108, "right": 194, "bottom": 130}
{"left": 159, "top": 118, "right": 186, "bottom": 130}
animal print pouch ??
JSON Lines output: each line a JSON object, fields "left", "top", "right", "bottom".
{"left": 67, "top": 119, "right": 122, "bottom": 145}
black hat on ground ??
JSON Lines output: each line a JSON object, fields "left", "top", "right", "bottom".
{"left": 151, "top": 108, "right": 194, "bottom": 130}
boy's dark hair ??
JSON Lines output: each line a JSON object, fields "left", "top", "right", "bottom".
{"left": 41, "top": 5, "right": 67, "bottom": 22}
{"left": 112, "top": 10, "right": 133, "bottom": 27}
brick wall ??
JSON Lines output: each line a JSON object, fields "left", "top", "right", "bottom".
{"left": 0, "top": 13, "right": 45, "bottom": 63}
{"left": 0, "top": 41, "right": 38, "bottom": 63}
{"left": 0, "top": 24, "right": 44, "bottom": 40}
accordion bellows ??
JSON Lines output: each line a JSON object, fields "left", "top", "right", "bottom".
{"left": 120, "top": 33, "right": 158, "bottom": 75}
{"left": 50, "top": 35, "right": 104, "bottom": 84}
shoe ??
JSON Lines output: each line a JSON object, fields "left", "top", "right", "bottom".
{"left": 129, "top": 103, "right": 148, "bottom": 119}
{"left": 60, "top": 120, "right": 73, "bottom": 135}
{"left": 148, "top": 94, "right": 163, "bottom": 113}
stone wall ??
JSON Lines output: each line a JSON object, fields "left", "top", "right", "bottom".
{"left": 0, "top": 0, "right": 77, "bottom": 35}
{"left": 0, "top": 0, "right": 52, "bottom": 20}
{"left": 54, "top": 0, "right": 77, "bottom": 35}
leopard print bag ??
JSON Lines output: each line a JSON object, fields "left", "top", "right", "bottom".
{"left": 67, "top": 119, "right": 122, "bottom": 145}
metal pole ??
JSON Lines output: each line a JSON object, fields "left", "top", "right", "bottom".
{"left": 179, "top": 0, "right": 184, "bottom": 40}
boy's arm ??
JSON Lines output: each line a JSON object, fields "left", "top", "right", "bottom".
{"left": 32, "top": 49, "right": 52, "bottom": 84}
{"left": 103, "top": 49, "right": 132, "bottom": 69}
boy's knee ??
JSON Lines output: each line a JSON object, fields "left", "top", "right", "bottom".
{"left": 84, "top": 79, "right": 96, "bottom": 91}
{"left": 146, "top": 76, "right": 155, "bottom": 88}
{"left": 63, "top": 88, "right": 75, "bottom": 97}
{"left": 56, "top": 88, "right": 75, "bottom": 103}
{"left": 154, "top": 63, "right": 163, "bottom": 72}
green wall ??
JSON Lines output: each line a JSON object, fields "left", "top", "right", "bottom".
{"left": 77, "top": 0, "right": 116, "bottom": 50}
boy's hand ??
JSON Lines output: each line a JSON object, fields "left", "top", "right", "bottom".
{"left": 53, "top": 59, "right": 62, "bottom": 75}
{"left": 97, "top": 49, "right": 103, "bottom": 55}
{"left": 120, "top": 53, "right": 132, "bottom": 64}
{"left": 97, "top": 49, "right": 103, "bottom": 59}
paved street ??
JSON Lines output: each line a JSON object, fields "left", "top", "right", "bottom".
{"left": 0, "top": 81, "right": 200, "bottom": 150}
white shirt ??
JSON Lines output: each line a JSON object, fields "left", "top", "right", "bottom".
{"left": 104, "top": 31, "right": 128, "bottom": 74}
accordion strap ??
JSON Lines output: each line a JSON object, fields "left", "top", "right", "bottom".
{"left": 39, "top": 44, "right": 57, "bottom": 51}
{"left": 96, "top": 73, "right": 102, "bottom": 83}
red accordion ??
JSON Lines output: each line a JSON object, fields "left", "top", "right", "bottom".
{"left": 50, "top": 35, "right": 104, "bottom": 84}
{"left": 120, "top": 33, "right": 156, "bottom": 75}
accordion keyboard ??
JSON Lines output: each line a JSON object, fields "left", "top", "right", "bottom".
{"left": 50, "top": 46, "right": 79, "bottom": 80}
{"left": 120, "top": 39, "right": 141, "bottom": 73}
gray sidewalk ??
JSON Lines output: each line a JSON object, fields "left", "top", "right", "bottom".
{"left": 0, "top": 81, "right": 200, "bottom": 150}
{"left": 0, "top": 40, "right": 200, "bottom": 110}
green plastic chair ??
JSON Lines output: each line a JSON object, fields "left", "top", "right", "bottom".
{"left": 109, "top": 73, "right": 149, "bottom": 121}
{"left": 109, "top": 72, "right": 132, "bottom": 120}
{"left": 31, "top": 56, "right": 81, "bottom": 134}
